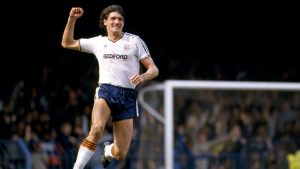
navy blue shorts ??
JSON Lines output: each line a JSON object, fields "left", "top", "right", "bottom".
{"left": 95, "top": 84, "right": 139, "bottom": 122}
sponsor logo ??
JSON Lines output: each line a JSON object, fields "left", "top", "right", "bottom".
{"left": 123, "top": 44, "right": 130, "bottom": 51}
{"left": 103, "top": 54, "right": 128, "bottom": 59}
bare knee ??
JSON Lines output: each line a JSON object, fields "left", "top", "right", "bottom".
{"left": 88, "top": 124, "right": 105, "bottom": 141}
{"left": 112, "top": 146, "right": 128, "bottom": 161}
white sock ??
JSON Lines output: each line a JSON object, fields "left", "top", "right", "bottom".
{"left": 73, "top": 146, "right": 95, "bottom": 169}
{"left": 104, "top": 143, "right": 114, "bottom": 161}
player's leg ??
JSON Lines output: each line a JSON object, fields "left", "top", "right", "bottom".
{"left": 73, "top": 98, "right": 111, "bottom": 169}
{"left": 86, "top": 98, "right": 111, "bottom": 142}
{"left": 102, "top": 119, "right": 133, "bottom": 161}
{"left": 112, "top": 119, "right": 133, "bottom": 160}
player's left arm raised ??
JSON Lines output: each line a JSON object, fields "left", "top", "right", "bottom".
{"left": 130, "top": 56, "right": 159, "bottom": 85}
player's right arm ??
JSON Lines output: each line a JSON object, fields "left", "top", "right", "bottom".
{"left": 61, "top": 7, "right": 84, "bottom": 51}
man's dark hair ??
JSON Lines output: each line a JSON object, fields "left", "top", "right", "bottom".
{"left": 99, "top": 5, "right": 125, "bottom": 29}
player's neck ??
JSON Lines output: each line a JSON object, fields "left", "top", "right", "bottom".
{"left": 108, "top": 32, "right": 124, "bottom": 42}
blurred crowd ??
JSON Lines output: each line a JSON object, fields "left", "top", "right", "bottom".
{"left": 0, "top": 64, "right": 98, "bottom": 169}
{"left": 137, "top": 88, "right": 300, "bottom": 169}
{"left": 172, "top": 90, "right": 300, "bottom": 169}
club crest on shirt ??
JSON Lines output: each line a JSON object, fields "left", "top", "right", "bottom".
{"left": 123, "top": 44, "right": 130, "bottom": 51}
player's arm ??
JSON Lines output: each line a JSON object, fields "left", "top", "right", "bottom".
{"left": 140, "top": 56, "right": 159, "bottom": 81}
{"left": 130, "top": 56, "right": 159, "bottom": 85}
{"left": 61, "top": 7, "right": 84, "bottom": 51}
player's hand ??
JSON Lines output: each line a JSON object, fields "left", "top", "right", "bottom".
{"left": 69, "top": 7, "right": 84, "bottom": 20}
{"left": 130, "top": 74, "right": 144, "bottom": 85}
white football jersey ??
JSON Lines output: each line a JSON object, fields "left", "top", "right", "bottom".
{"left": 80, "top": 32, "right": 150, "bottom": 89}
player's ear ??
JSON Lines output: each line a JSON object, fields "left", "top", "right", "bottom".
{"left": 103, "top": 19, "right": 108, "bottom": 26}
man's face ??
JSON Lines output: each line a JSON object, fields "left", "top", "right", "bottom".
{"left": 104, "top": 12, "right": 124, "bottom": 34}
